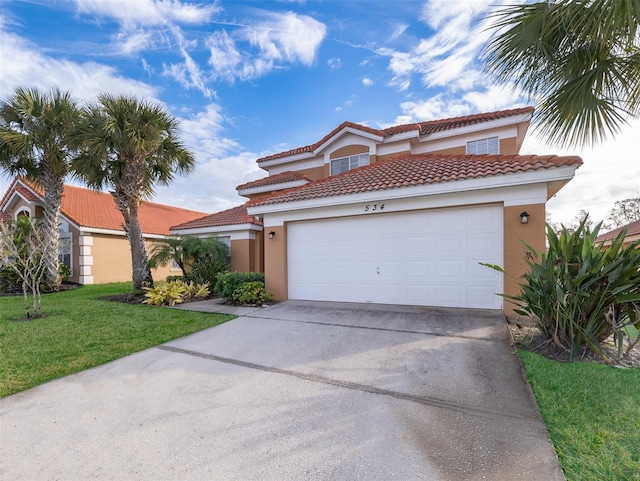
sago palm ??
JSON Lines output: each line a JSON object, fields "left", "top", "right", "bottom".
{"left": 72, "top": 94, "right": 195, "bottom": 292}
{"left": 0, "top": 87, "right": 79, "bottom": 290}
{"left": 484, "top": 0, "right": 640, "bottom": 148}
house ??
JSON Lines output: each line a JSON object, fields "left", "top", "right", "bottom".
{"left": 596, "top": 219, "right": 640, "bottom": 246}
{"left": 0, "top": 178, "right": 207, "bottom": 284}
{"left": 173, "top": 106, "right": 583, "bottom": 316}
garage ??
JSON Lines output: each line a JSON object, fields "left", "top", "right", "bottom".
{"left": 287, "top": 204, "right": 503, "bottom": 309}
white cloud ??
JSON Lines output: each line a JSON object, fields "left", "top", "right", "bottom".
{"left": 153, "top": 103, "right": 263, "bottom": 213}
{"left": 74, "top": 0, "right": 220, "bottom": 27}
{"left": 389, "top": 96, "right": 472, "bottom": 124}
{"left": 335, "top": 106, "right": 343, "bottom": 112}
{"left": 207, "top": 31, "right": 243, "bottom": 81}
{"left": 522, "top": 120, "right": 640, "bottom": 225}
{"left": 390, "top": 23, "right": 408, "bottom": 41}
{"left": 0, "top": 27, "right": 158, "bottom": 102}
{"left": 362, "top": 77, "right": 374, "bottom": 87}
{"left": 327, "top": 57, "right": 342, "bottom": 69}
{"left": 241, "top": 11, "right": 326, "bottom": 66}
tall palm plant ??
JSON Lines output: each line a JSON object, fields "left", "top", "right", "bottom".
{"left": 484, "top": 0, "right": 640, "bottom": 148}
{"left": 72, "top": 94, "right": 195, "bottom": 292}
{"left": 0, "top": 87, "right": 79, "bottom": 290}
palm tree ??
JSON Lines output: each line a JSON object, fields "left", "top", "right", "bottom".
{"left": 149, "top": 235, "right": 230, "bottom": 282}
{"left": 72, "top": 94, "right": 195, "bottom": 292}
{"left": 484, "top": 0, "right": 640, "bottom": 148}
{"left": 148, "top": 235, "right": 191, "bottom": 278}
{"left": 0, "top": 87, "right": 79, "bottom": 290}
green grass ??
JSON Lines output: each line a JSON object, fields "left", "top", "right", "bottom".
{"left": 0, "top": 283, "right": 233, "bottom": 397}
{"left": 519, "top": 350, "right": 640, "bottom": 481}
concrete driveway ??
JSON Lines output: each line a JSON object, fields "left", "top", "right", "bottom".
{"left": 0, "top": 300, "right": 564, "bottom": 481}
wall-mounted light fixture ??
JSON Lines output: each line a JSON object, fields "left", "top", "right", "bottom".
{"left": 520, "top": 211, "right": 530, "bottom": 225}
{"left": 269, "top": 230, "right": 276, "bottom": 239}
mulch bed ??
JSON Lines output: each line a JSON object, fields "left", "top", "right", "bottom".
{"left": 509, "top": 323, "right": 640, "bottom": 368}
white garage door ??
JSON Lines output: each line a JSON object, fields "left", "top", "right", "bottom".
{"left": 287, "top": 205, "right": 503, "bottom": 309}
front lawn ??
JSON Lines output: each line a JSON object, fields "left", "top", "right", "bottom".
{"left": 0, "top": 283, "right": 233, "bottom": 397}
{"left": 520, "top": 350, "right": 640, "bottom": 481}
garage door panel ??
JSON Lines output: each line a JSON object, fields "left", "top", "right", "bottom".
{"left": 435, "top": 285, "right": 465, "bottom": 306}
{"left": 407, "top": 261, "right": 435, "bottom": 279}
{"left": 406, "top": 237, "right": 435, "bottom": 257}
{"left": 288, "top": 205, "right": 503, "bottom": 309}
{"left": 435, "top": 234, "right": 465, "bottom": 253}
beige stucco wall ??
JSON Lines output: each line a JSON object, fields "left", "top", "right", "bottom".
{"left": 330, "top": 145, "right": 368, "bottom": 159}
{"left": 263, "top": 225, "right": 287, "bottom": 300}
{"left": 230, "top": 237, "right": 263, "bottom": 273}
{"left": 88, "top": 234, "right": 178, "bottom": 284}
{"left": 502, "top": 203, "right": 546, "bottom": 318}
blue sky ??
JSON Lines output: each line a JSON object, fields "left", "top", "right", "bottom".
{"left": 1, "top": 0, "right": 638, "bottom": 225}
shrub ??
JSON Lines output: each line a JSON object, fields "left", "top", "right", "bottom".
{"left": 214, "top": 271, "right": 265, "bottom": 299}
{"left": 58, "top": 263, "right": 71, "bottom": 283}
{"left": 484, "top": 219, "right": 640, "bottom": 361}
{"left": 230, "top": 281, "right": 275, "bottom": 305}
{"left": 191, "top": 258, "right": 228, "bottom": 286}
{"left": 143, "top": 280, "right": 210, "bottom": 306}
{"left": 0, "top": 265, "right": 20, "bottom": 293}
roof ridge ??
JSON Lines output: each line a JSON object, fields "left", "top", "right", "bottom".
{"left": 257, "top": 106, "right": 534, "bottom": 164}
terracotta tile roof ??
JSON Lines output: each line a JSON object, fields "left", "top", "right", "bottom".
{"left": 596, "top": 219, "right": 640, "bottom": 242}
{"left": 0, "top": 211, "right": 11, "bottom": 222}
{"left": 248, "top": 153, "right": 582, "bottom": 207}
{"left": 236, "top": 171, "right": 311, "bottom": 191}
{"left": 256, "top": 106, "right": 534, "bottom": 164}
{"left": 1, "top": 179, "right": 207, "bottom": 236}
{"left": 171, "top": 204, "right": 262, "bottom": 230}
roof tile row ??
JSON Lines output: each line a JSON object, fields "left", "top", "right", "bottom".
{"left": 248, "top": 153, "right": 582, "bottom": 207}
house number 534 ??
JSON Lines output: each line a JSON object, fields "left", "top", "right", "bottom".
{"left": 364, "top": 203, "right": 385, "bottom": 212}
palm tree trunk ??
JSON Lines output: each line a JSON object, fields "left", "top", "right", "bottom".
{"left": 41, "top": 170, "right": 64, "bottom": 291}
{"left": 112, "top": 191, "right": 153, "bottom": 292}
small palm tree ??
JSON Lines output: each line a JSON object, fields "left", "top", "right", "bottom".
{"left": 0, "top": 87, "right": 79, "bottom": 290}
{"left": 149, "top": 235, "right": 191, "bottom": 278}
{"left": 72, "top": 94, "right": 195, "bottom": 292}
{"left": 484, "top": 0, "right": 640, "bottom": 148}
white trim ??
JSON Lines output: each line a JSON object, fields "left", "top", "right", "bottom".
{"left": 79, "top": 235, "right": 94, "bottom": 246}
{"left": 257, "top": 152, "right": 315, "bottom": 168}
{"left": 76, "top": 226, "right": 167, "bottom": 239}
{"left": 79, "top": 275, "right": 94, "bottom": 284}
{"left": 423, "top": 112, "right": 532, "bottom": 141}
{"left": 14, "top": 206, "right": 32, "bottom": 220}
{"left": 260, "top": 184, "right": 547, "bottom": 227}
{"left": 1, "top": 190, "right": 40, "bottom": 213}
{"left": 248, "top": 165, "right": 579, "bottom": 217}
{"left": 314, "top": 127, "right": 383, "bottom": 154}
{"left": 237, "top": 179, "right": 309, "bottom": 196}
{"left": 171, "top": 223, "right": 262, "bottom": 239}
{"left": 382, "top": 129, "right": 420, "bottom": 143}
{"left": 79, "top": 255, "right": 94, "bottom": 266}
{"left": 264, "top": 157, "right": 324, "bottom": 175}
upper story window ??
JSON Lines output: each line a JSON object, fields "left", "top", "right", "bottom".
{"left": 466, "top": 136, "right": 499, "bottom": 155}
{"left": 330, "top": 153, "right": 370, "bottom": 175}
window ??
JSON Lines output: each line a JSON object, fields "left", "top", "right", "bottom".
{"left": 466, "top": 136, "right": 499, "bottom": 155}
{"left": 58, "top": 220, "right": 72, "bottom": 275}
{"left": 58, "top": 236, "right": 72, "bottom": 274}
{"left": 218, "top": 236, "right": 231, "bottom": 267}
{"left": 330, "top": 153, "right": 369, "bottom": 175}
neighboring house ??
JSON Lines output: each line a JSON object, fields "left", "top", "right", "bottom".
{"left": 174, "top": 106, "right": 583, "bottom": 316}
{"left": 0, "top": 178, "right": 207, "bottom": 284}
{"left": 596, "top": 219, "right": 640, "bottom": 246}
